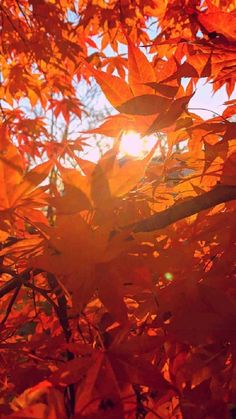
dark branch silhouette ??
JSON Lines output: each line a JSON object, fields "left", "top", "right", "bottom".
{"left": 132, "top": 184, "right": 236, "bottom": 233}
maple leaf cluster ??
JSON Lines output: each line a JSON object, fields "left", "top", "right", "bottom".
{"left": 0, "top": 0, "right": 236, "bottom": 418}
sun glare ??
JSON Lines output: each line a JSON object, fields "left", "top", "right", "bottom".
{"left": 120, "top": 131, "right": 157, "bottom": 158}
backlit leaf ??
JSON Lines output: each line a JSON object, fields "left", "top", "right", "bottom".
{"left": 91, "top": 68, "right": 133, "bottom": 108}
{"left": 117, "top": 94, "right": 170, "bottom": 115}
{"left": 126, "top": 35, "right": 156, "bottom": 95}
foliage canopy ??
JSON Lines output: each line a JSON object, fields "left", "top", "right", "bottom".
{"left": 1, "top": 0, "right": 236, "bottom": 417}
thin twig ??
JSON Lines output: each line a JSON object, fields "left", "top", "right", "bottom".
{"left": 23, "top": 282, "right": 58, "bottom": 311}
{"left": 0, "top": 284, "right": 21, "bottom": 325}
{"left": 15, "top": 0, "right": 32, "bottom": 29}
{"left": 189, "top": 107, "right": 228, "bottom": 122}
{"left": 46, "top": 273, "right": 75, "bottom": 416}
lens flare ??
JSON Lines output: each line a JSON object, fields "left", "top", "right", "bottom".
{"left": 120, "top": 131, "right": 157, "bottom": 158}
{"left": 164, "top": 272, "right": 173, "bottom": 281}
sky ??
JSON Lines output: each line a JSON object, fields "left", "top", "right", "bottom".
{"left": 188, "top": 79, "right": 229, "bottom": 118}
{"left": 94, "top": 77, "right": 229, "bottom": 118}
{"left": 4, "top": 11, "right": 234, "bottom": 163}
{"left": 64, "top": 9, "right": 236, "bottom": 154}
{"left": 81, "top": 77, "right": 232, "bottom": 161}
{"left": 80, "top": 24, "right": 235, "bottom": 160}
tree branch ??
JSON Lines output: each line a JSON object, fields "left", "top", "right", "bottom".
{"left": 0, "top": 269, "right": 43, "bottom": 299}
{"left": 0, "top": 284, "right": 21, "bottom": 325}
{"left": 0, "top": 277, "right": 19, "bottom": 298}
{"left": 46, "top": 273, "right": 75, "bottom": 416}
{"left": 132, "top": 184, "right": 236, "bottom": 233}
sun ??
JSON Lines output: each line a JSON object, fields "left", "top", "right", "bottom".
{"left": 119, "top": 131, "right": 157, "bottom": 158}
